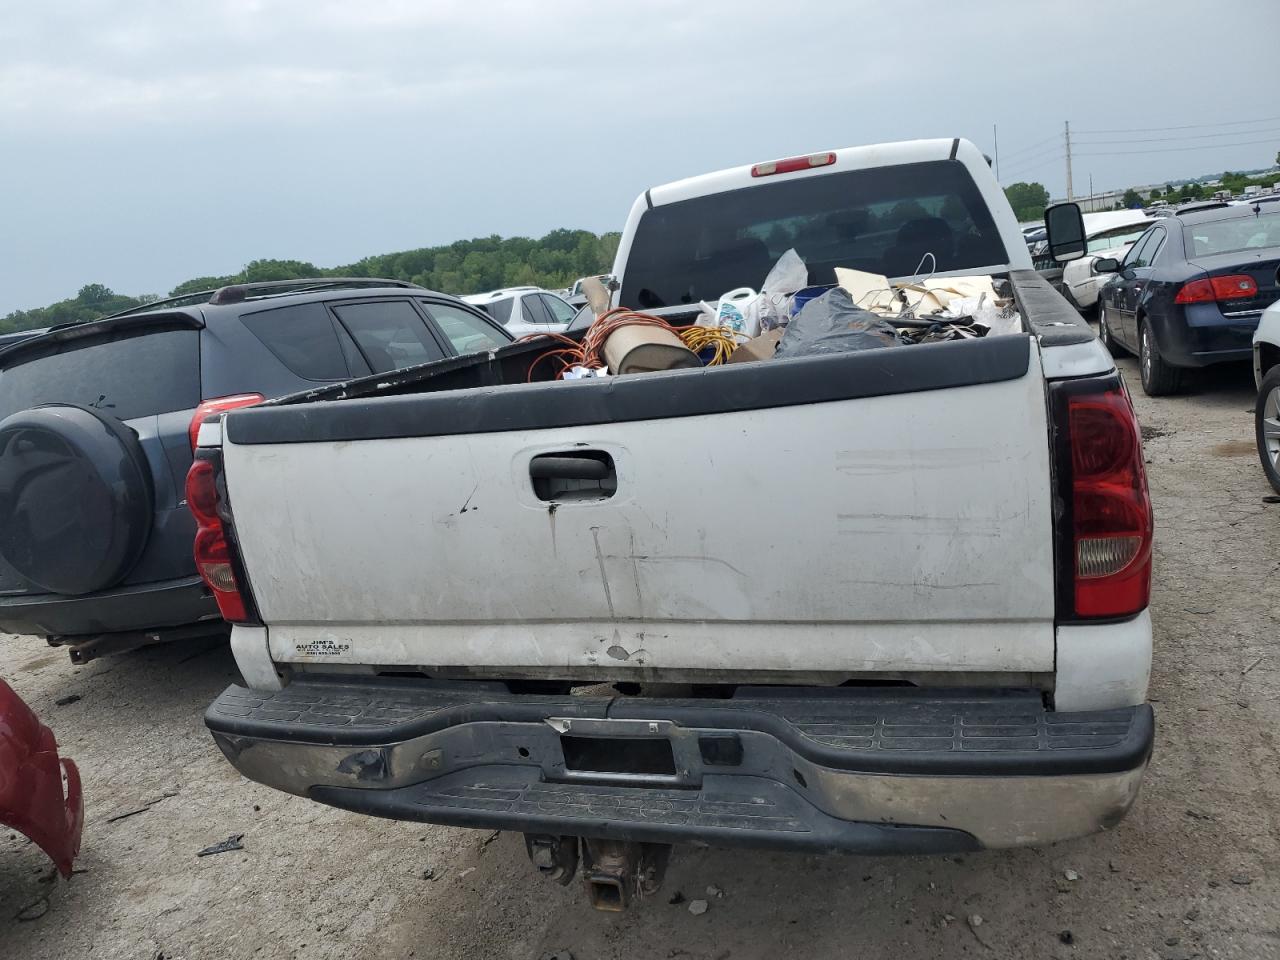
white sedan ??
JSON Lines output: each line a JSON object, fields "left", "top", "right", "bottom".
{"left": 1061, "top": 212, "right": 1156, "bottom": 312}
{"left": 461, "top": 287, "right": 579, "bottom": 338}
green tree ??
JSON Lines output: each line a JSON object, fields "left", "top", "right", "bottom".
{"left": 5, "top": 229, "right": 627, "bottom": 333}
{"left": 170, "top": 275, "right": 236, "bottom": 296}
{"left": 1148, "top": 189, "right": 1161, "bottom": 200}
{"left": 241, "top": 259, "right": 322, "bottom": 283}
{"left": 1003, "top": 182, "right": 1050, "bottom": 222}
{"left": 1221, "top": 171, "right": 1249, "bottom": 195}
{"left": 77, "top": 283, "right": 114, "bottom": 306}
{"left": 1121, "top": 188, "right": 1142, "bottom": 208}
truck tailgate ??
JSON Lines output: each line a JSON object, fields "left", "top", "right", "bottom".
{"left": 222, "top": 336, "right": 1056, "bottom": 678}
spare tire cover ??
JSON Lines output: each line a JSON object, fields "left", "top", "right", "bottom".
{"left": 0, "top": 404, "right": 154, "bottom": 596}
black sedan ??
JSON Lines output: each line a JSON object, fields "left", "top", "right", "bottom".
{"left": 1096, "top": 202, "right": 1280, "bottom": 395}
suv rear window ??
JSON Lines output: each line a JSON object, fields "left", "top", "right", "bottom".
{"left": 0, "top": 328, "right": 200, "bottom": 421}
{"left": 240, "top": 302, "right": 350, "bottom": 380}
{"left": 621, "top": 159, "right": 1007, "bottom": 307}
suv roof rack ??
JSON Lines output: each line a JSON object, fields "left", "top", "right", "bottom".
{"left": 71, "top": 278, "right": 425, "bottom": 328}
{"left": 208, "top": 277, "right": 423, "bottom": 305}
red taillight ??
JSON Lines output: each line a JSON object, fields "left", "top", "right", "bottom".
{"left": 1068, "top": 389, "right": 1153, "bottom": 618}
{"left": 188, "top": 394, "right": 264, "bottom": 451}
{"left": 751, "top": 152, "right": 836, "bottom": 178}
{"left": 1174, "top": 274, "right": 1258, "bottom": 304}
{"left": 1211, "top": 274, "right": 1258, "bottom": 299}
{"left": 185, "top": 458, "right": 249, "bottom": 622}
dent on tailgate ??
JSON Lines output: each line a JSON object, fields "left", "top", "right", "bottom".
{"left": 0, "top": 680, "right": 83, "bottom": 878}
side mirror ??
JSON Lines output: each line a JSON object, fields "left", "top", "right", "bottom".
{"left": 1044, "top": 202, "right": 1087, "bottom": 263}
{"left": 1093, "top": 257, "right": 1120, "bottom": 274}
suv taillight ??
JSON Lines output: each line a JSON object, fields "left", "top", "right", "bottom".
{"left": 185, "top": 458, "right": 250, "bottom": 622}
{"left": 1065, "top": 387, "right": 1153, "bottom": 618}
{"left": 189, "top": 394, "right": 263, "bottom": 451}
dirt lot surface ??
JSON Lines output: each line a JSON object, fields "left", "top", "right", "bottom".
{"left": 2, "top": 353, "right": 1278, "bottom": 960}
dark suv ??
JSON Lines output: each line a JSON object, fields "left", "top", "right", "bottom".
{"left": 0, "top": 279, "right": 511, "bottom": 661}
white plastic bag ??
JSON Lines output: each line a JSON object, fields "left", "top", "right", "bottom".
{"left": 754, "top": 249, "right": 809, "bottom": 331}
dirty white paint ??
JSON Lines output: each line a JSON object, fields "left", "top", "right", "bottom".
{"left": 225, "top": 340, "right": 1057, "bottom": 676}
{"left": 230, "top": 624, "right": 281, "bottom": 690}
{"left": 1054, "top": 610, "right": 1152, "bottom": 711}
{"left": 265, "top": 619, "right": 1052, "bottom": 673}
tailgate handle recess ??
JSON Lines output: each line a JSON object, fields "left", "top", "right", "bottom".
{"left": 529, "top": 451, "right": 616, "bottom": 502}
{"left": 530, "top": 455, "right": 610, "bottom": 480}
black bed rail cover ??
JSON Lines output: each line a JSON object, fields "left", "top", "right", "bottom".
{"left": 1008, "top": 269, "right": 1095, "bottom": 347}
{"left": 224, "top": 333, "right": 1032, "bottom": 445}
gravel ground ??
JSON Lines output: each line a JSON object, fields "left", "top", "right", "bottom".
{"left": 2, "top": 352, "right": 1278, "bottom": 960}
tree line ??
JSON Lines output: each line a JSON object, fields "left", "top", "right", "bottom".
{"left": 1, "top": 229, "right": 621, "bottom": 335}
{"left": 1005, "top": 166, "right": 1280, "bottom": 223}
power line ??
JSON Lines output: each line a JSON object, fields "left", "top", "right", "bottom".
{"left": 1074, "top": 114, "right": 1280, "bottom": 135}
{"left": 999, "top": 153, "right": 1063, "bottom": 183}
{"left": 995, "top": 142, "right": 1064, "bottom": 173}
{"left": 1000, "top": 158, "right": 1062, "bottom": 181}
{"left": 997, "top": 133, "right": 1061, "bottom": 162}
{"left": 1074, "top": 136, "right": 1280, "bottom": 157}
{"left": 1074, "top": 126, "right": 1280, "bottom": 146}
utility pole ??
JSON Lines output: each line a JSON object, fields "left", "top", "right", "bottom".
{"left": 993, "top": 123, "right": 999, "bottom": 181}
{"left": 1065, "top": 120, "right": 1074, "bottom": 202}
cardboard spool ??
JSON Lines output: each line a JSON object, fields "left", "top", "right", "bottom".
{"left": 602, "top": 325, "right": 701, "bottom": 375}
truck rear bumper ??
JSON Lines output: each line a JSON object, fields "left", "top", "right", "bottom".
{"left": 206, "top": 680, "right": 1153, "bottom": 854}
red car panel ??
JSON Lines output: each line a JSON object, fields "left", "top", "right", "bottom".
{"left": 0, "top": 680, "right": 83, "bottom": 877}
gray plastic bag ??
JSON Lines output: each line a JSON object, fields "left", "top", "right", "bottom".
{"left": 751, "top": 248, "right": 809, "bottom": 332}
{"left": 774, "top": 287, "right": 900, "bottom": 359}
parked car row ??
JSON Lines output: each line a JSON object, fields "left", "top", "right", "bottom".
{"left": 1094, "top": 201, "right": 1279, "bottom": 397}
{"left": 1029, "top": 197, "right": 1280, "bottom": 496}
{"left": 1034, "top": 195, "right": 1280, "bottom": 493}
{"left": 10, "top": 134, "right": 1277, "bottom": 905}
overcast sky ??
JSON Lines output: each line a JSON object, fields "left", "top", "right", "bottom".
{"left": 2, "top": 0, "right": 1279, "bottom": 313}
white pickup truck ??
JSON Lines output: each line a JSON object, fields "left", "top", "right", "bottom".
{"left": 196, "top": 138, "right": 1155, "bottom": 909}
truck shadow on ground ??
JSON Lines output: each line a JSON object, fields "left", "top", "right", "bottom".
{"left": 380, "top": 819, "right": 1212, "bottom": 960}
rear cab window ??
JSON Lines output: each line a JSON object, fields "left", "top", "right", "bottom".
{"left": 0, "top": 325, "right": 199, "bottom": 422}
{"left": 621, "top": 159, "right": 1008, "bottom": 307}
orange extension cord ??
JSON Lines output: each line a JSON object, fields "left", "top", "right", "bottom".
{"left": 523, "top": 308, "right": 738, "bottom": 381}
